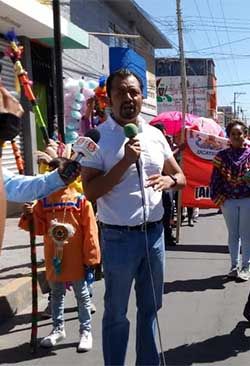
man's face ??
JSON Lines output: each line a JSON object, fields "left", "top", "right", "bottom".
{"left": 109, "top": 75, "right": 143, "bottom": 126}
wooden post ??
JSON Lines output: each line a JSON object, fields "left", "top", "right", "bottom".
{"left": 176, "top": 0, "right": 188, "bottom": 243}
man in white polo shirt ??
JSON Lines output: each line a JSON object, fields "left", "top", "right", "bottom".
{"left": 81, "top": 69, "right": 186, "bottom": 366}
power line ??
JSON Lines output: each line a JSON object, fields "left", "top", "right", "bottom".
{"left": 184, "top": 35, "right": 250, "bottom": 52}
{"left": 206, "top": 0, "right": 235, "bottom": 84}
{"left": 189, "top": 80, "right": 250, "bottom": 89}
{"left": 155, "top": 15, "right": 250, "bottom": 24}
{"left": 191, "top": 0, "right": 226, "bottom": 104}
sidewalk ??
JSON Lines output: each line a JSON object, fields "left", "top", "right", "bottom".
{"left": 0, "top": 217, "right": 46, "bottom": 324}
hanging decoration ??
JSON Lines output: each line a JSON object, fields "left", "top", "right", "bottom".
{"left": 94, "top": 76, "right": 109, "bottom": 123}
{"left": 4, "top": 30, "right": 50, "bottom": 145}
{"left": 64, "top": 75, "right": 109, "bottom": 140}
{"left": 49, "top": 218, "right": 75, "bottom": 275}
{"left": 64, "top": 78, "right": 85, "bottom": 143}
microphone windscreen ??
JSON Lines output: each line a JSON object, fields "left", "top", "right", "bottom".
{"left": 84, "top": 128, "right": 101, "bottom": 144}
{"left": 124, "top": 123, "right": 138, "bottom": 139}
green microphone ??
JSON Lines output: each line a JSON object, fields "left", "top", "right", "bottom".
{"left": 123, "top": 123, "right": 141, "bottom": 177}
{"left": 123, "top": 123, "right": 138, "bottom": 139}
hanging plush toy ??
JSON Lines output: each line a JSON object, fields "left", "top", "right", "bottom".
{"left": 64, "top": 77, "right": 86, "bottom": 143}
{"left": 94, "top": 76, "right": 109, "bottom": 124}
{"left": 49, "top": 219, "right": 75, "bottom": 275}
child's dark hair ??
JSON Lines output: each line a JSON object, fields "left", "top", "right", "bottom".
{"left": 48, "top": 157, "right": 69, "bottom": 171}
{"left": 226, "top": 119, "right": 248, "bottom": 137}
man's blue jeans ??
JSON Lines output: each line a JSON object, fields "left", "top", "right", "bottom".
{"left": 49, "top": 278, "right": 91, "bottom": 333}
{"left": 101, "top": 222, "right": 165, "bottom": 366}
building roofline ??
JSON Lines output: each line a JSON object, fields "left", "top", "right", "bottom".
{"left": 105, "top": 0, "right": 172, "bottom": 49}
{"left": 156, "top": 57, "right": 215, "bottom": 64}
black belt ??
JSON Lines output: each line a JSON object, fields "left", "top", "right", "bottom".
{"left": 99, "top": 220, "right": 162, "bottom": 232}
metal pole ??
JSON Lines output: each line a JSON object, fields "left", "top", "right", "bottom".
{"left": 233, "top": 92, "right": 236, "bottom": 118}
{"left": 233, "top": 92, "right": 246, "bottom": 120}
{"left": 52, "top": 0, "right": 65, "bottom": 143}
{"left": 176, "top": 0, "right": 188, "bottom": 243}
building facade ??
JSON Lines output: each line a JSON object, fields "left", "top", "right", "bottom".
{"left": 0, "top": 0, "right": 171, "bottom": 214}
{"left": 65, "top": 0, "right": 172, "bottom": 122}
{"left": 217, "top": 105, "right": 233, "bottom": 127}
{"left": 156, "top": 58, "right": 217, "bottom": 118}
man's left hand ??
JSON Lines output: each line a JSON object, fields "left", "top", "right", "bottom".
{"left": 145, "top": 174, "right": 174, "bottom": 192}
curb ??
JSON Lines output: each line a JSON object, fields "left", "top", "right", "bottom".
{"left": 0, "top": 267, "right": 48, "bottom": 324}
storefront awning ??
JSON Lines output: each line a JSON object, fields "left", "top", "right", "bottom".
{"left": 0, "top": 0, "right": 89, "bottom": 49}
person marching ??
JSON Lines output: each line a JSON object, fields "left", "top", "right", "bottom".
{"left": 210, "top": 120, "right": 250, "bottom": 281}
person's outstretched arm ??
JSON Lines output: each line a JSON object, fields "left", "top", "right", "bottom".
{"left": 0, "top": 159, "right": 6, "bottom": 253}
{"left": 3, "top": 168, "right": 65, "bottom": 202}
{"left": 3, "top": 159, "right": 81, "bottom": 203}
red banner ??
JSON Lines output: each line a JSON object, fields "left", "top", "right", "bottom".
{"left": 182, "top": 129, "right": 228, "bottom": 208}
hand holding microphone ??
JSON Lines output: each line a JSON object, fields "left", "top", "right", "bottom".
{"left": 123, "top": 123, "right": 141, "bottom": 165}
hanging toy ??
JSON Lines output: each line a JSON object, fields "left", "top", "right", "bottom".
{"left": 64, "top": 78, "right": 86, "bottom": 143}
{"left": 5, "top": 29, "right": 50, "bottom": 145}
{"left": 94, "top": 76, "right": 109, "bottom": 123}
{"left": 49, "top": 219, "right": 75, "bottom": 275}
{"left": 65, "top": 124, "right": 79, "bottom": 144}
{"left": 94, "top": 76, "right": 108, "bottom": 111}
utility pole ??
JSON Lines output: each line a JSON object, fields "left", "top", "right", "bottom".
{"left": 241, "top": 109, "right": 247, "bottom": 121}
{"left": 52, "top": 0, "right": 65, "bottom": 143}
{"left": 233, "top": 92, "right": 246, "bottom": 118}
{"left": 176, "top": 0, "right": 188, "bottom": 243}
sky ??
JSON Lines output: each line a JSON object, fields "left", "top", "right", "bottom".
{"left": 136, "top": 0, "right": 250, "bottom": 123}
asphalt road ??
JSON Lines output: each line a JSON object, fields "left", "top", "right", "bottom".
{"left": 1, "top": 209, "right": 250, "bottom": 366}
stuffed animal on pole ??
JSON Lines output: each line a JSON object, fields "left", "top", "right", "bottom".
{"left": 94, "top": 76, "right": 109, "bottom": 123}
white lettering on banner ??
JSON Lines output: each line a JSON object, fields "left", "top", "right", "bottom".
{"left": 195, "top": 186, "right": 211, "bottom": 200}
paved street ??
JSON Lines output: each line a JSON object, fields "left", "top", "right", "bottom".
{"left": 1, "top": 209, "right": 250, "bottom": 366}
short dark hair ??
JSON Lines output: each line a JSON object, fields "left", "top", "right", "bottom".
{"left": 48, "top": 157, "right": 69, "bottom": 171}
{"left": 106, "top": 68, "right": 143, "bottom": 98}
{"left": 225, "top": 119, "right": 248, "bottom": 137}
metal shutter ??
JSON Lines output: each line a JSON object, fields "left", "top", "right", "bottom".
{"left": 0, "top": 36, "right": 24, "bottom": 174}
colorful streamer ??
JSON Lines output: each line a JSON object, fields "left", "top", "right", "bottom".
{"left": 5, "top": 30, "right": 49, "bottom": 145}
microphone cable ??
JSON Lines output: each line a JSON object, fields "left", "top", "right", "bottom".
{"left": 136, "top": 159, "right": 167, "bottom": 366}
{"left": 124, "top": 123, "right": 166, "bottom": 365}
